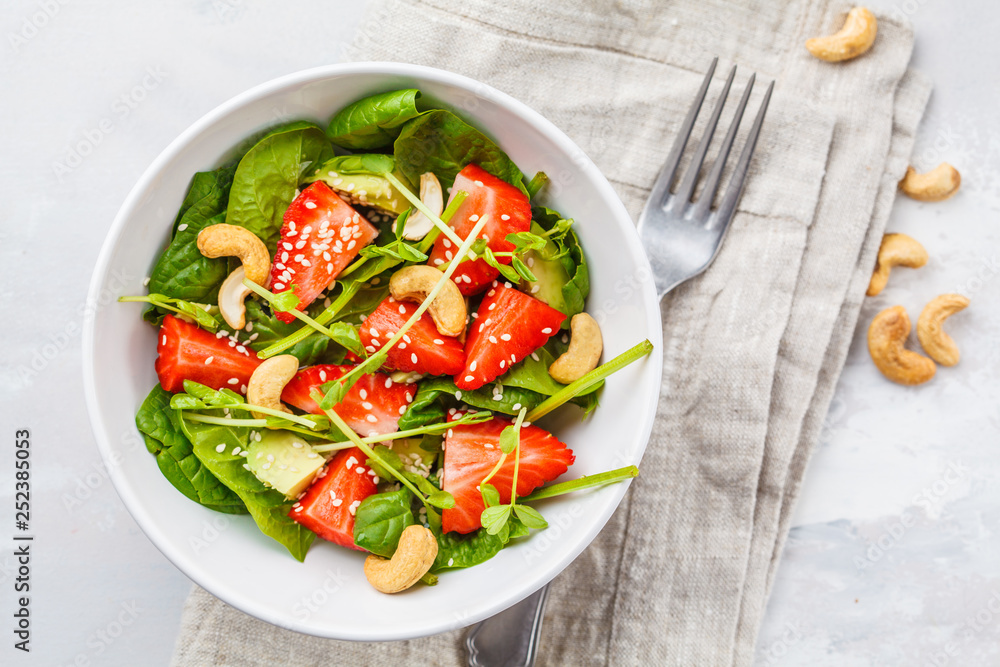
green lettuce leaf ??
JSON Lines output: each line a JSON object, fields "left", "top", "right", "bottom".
{"left": 135, "top": 385, "right": 247, "bottom": 514}
{"left": 393, "top": 110, "right": 525, "bottom": 191}
{"left": 177, "top": 412, "right": 316, "bottom": 561}
{"left": 327, "top": 89, "right": 424, "bottom": 150}
{"left": 431, "top": 529, "right": 505, "bottom": 573}
{"left": 226, "top": 121, "right": 335, "bottom": 248}
{"left": 352, "top": 488, "right": 416, "bottom": 557}
{"left": 148, "top": 163, "right": 236, "bottom": 303}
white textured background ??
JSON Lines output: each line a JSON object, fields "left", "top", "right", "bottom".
{"left": 0, "top": 1, "right": 997, "bottom": 665}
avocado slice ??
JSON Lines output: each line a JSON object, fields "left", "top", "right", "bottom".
{"left": 391, "top": 437, "right": 437, "bottom": 478}
{"left": 246, "top": 431, "right": 326, "bottom": 499}
{"left": 316, "top": 172, "right": 410, "bottom": 215}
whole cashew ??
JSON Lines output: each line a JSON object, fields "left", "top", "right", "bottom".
{"left": 899, "top": 163, "right": 961, "bottom": 202}
{"left": 549, "top": 313, "right": 603, "bottom": 384}
{"left": 867, "top": 305, "right": 935, "bottom": 385}
{"left": 217, "top": 266, "right": 252, "bottom": 330}
{"left": 389, "top": 265, "right": 467, "bottom": 337}
{"left": 917, "top": 294, "right": 969, "bottom": 367}
{"left": 866, "top": 233, "right": 928, "bottom": 297}
{"left": 806, "top": 7, "right": 878, "bottom": 62}
{"left": 402, "top": 172, "right": 443, "bottom": 241}
{"left": 246, "top": 355, "right": 299, "bottom": 425}
{"left": 364, "top": 525, "right": 438, "bottom": 594}
{"left": 197, "top": 223, "right": 271, "bottom": 284}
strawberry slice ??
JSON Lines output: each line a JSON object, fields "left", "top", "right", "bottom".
{"left": 155, "top": 315, "right": 262, "bottom": 393}
{"left": 269, "top": 181, "right": 379, "bottom": 323}
{"left": 281, "top": 364, "right": 416, "bottom": 438}
{"left": 455, "top": 283, "right": 565, "bottom": 391}
{"left": 360, "top": 297, "right": 466, "bottom": 376}
{"left": 290, "top": 446, "right": 378, "bottom": 551}
{"left": 427, "top": 164, "right": 531, "bottom": 296}
{"left": 441, "top": 415, "right": 574, "bottom": 534}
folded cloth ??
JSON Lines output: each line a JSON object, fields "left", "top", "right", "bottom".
{"left": 171, "top": 1, "right": 930, "bottom": 664}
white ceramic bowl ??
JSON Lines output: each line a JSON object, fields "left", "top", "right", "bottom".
{"left": 83, "top": 63, "right": 662, "bottom": 641}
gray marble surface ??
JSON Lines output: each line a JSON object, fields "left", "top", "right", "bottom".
{"left": 1, "top": 1, "right": 997, "bottom": 665}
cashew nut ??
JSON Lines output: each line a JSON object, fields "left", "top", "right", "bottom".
{"left": 363, "top": 525, "right": 438, "bottom": 594}
{"left": 917, "top": 294, "right": 969, "bottom": 367}
{"left": 866, "top": 233, "right": 928, "bottom": 297}
{"left": 246, "top": 355, "right": 299, "bottom": 425}
{"left": 806, "top": 7, "right": 878, "bottom": 62}
{"left": 217, "top": 266, "right": 253, "bottom": 330}
{"left": 867, "top": 305, "right": 935, "bottom": 385}
{"left": 548, "top": 313, "right": 603, "bottom": 384}
{"left": 401, "top": 172, "right": 443, "bottom": 241}
{"left": 197, "top": 223, "right": 271, "bottom": 285}
{"left": 389, "top": 265, "right": 467, "bottom": 337}
{"left": 899, "top": 163, "right": 961, "bottom": 202}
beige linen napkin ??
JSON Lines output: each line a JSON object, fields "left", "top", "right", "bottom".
{"left": 170, "top": 1, "right": 931, "bottom": 664}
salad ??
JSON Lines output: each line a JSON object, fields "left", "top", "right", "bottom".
{"left": 122, "top": 88, "right": 652, "bottom": 593}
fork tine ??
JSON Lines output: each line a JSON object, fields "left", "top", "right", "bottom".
{"left": 692, "top": 73, "right": 756, "bottom": 220}
{"left": 674, "top": 65, "right": 736, "bottom": 204}
{"left": 640, "top": 58, "right": 718, "bottom": 219}
{"left": 713, "top": 80, "right": 774, "bottom": 227}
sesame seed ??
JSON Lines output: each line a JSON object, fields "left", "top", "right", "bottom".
{"left": 455, "top": 391, "right": 463, "bottom": 400}
{"left": 292, "top": 441, "right": 303, "bottom": 449}
{"left": 443, "top": 238, "right": 452, "bottom": 248}
{"left": 227, "top": 378, "right": 239, "bottom": 385}
{"left": 385, "top": 378, "right": 393, "bottom": 388}
{"left": 332, "top": 498, "right": 343, "bottom": 507}
{"left": 448, "top": 558, "right": 455, "bottom": 567}
{"left": 369, "top": 328, "right": 380, "bottom": 337}
{"left": 365, "top": 345, "right": 376, "bottom": 353}
{"left": 346, "top": 456, "right": 357, "bottom": 469}
{"left": 523, "top": 421, "right": 531, "bottom": 427}
{"left": 177, "top": 223, "right": 188, "bottom": 231}
{"left": 319, "top": 370, "right": 327, "bottom": 381}
{"left": 231, "top": 446, "right": 241, "bottom": 456}
{"left": 142, "top": 276, "right": 150, "bottom": 286}
{"left": 355, "top": 466, "right": 366, "bottom": 474}
{"left": 283, "top": 242, "right": 293, "bottom": 250}
{"left": 274, "top": 283, "right": 285, "bottom": 290}
{"left": 266, "top": 454, "right": 275, "bottom": 462}
{"left": 406, "top": 393, "right": 413, "bottom": 403}
{"left": 542, "top": 328, "right": 552, "bottom": 334}
{"left": 489, "top": 335, "right": 498, "bottom": 344}
{"left": 434, "top": 259, "right": 444, "bottom": 266}
{"left": 366, "top": 415, "right": 378, "bottom": 423}
{"left": 362, "top": 402, "right": 373, "bottom": 410}
{"left": 304, "top": 201, "right": 317, "bottom": 209}
{"left": 470, "top": 360, "right": 477, "bottom": 371}
{"left": 398, "top": 405, "right": 406, "bottom": 414}
{"left": 500, "top": 360, "right": 506, "bottom": 368}
{"left": 464, "top": 375, "right": 474, "bottom": 382}
{"left": 513, "top": 403, "right": 522, "bottom": 411}
{"left": 445, "top": 251, "right": 453, "bottom": 260}
{"left": 474, "top": 180, "right": 484, "bottom": 187}
{"left": 236, "top": 345, "right": 247, "bottom": 353}
{"left": 500, "top": 334, "right": 511, "bottom": 341}
{"left": 531, "top": 352, "right": 540, "bottom": 362}
{"left": 434, "top": 339, "right": 444, "bottom": 345}
{"left": 488, "top": 303, "right": 496, "bottom": 311}
{"left": 359, "top": 389, "right": 367, "bottom": 399}
{"left": 399, "top": 305, "right": 407, "bottom": 314}
{"left": 215, "top": 444, "right": 226, "bottom": 453}
{"left": 262, "top": 462, "right": 271, "bottom": 470}
{"left": 410, "top": 352, "right": 418, "bottom": 364}
{"left": 399, "top": 342, "right": 406, "bottom": 349}
{"left": 531, "top": 285, "right": 540, "bottom": 294}
{"left": 204, "top": 356, "right": 214, "bottom": 365}
{"left": 501, "top": 214, "right": 510, "bottom": 221}
{"left": 469, "top": 214, "right": 479, "bottom": 222}
{"left": 161, "top": 335, "right": 167, "bottom": 345}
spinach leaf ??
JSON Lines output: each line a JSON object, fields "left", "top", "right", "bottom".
{"left": 327, "top": 89, "right": 424, "bottom": 150}
{"left": 135, "top": 385, "right": 247, "bottom": 514}
{"left": 352, "top": 488, "right": 415, "bottom": 557}
{"left": 431, "top": 529, "right": 505, "bottom": 572}
{"left": 244, "top": 300, "right": 332, "bottom": 366}
{"left": 148, "top": 163, "right": 237, "bottom": 303}
{"left": 226, "top": 121, "right": 334, "bottom": 248}
{"left": 393, "top": 110, "right": 525, "bottom": 191}
{"left": 399, "top": 378, "right": 546, "bottom": 430}
{"left": 177, "top": 412, "right": 316, "bottom": 561}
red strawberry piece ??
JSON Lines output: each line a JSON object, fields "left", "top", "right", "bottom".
{"left": 290, "top": 446, "right": 378, "bottom": 551}
{"left": 281, "top": 364, "right": 416, "bottom": 438}
{"left": 154, "top": 314, "right": 262, "bottom": 393}
{"left": 427, "top": 164, "right": 531, "bottom": 296}
{"left": 360, "top": 297, "right": 466, "bottom": 376}
{"left": 269, "top": 181, "right": 379, "bottom": 323}
{"left": 441, "top": 415, "right": 574, "bottom": 534}
{"left": 455, "top": 283, "right": 565, "bottom": 391}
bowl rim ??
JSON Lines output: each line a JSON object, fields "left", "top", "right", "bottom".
{"left": 82, "top": 61, "right": 663, "bottom": 641}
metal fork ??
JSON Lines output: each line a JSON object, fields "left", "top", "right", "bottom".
{"left": 465, "top": 58, "right": 773, "bottom": 667}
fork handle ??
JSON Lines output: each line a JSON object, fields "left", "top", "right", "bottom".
{"left": 466, "top": 585, "right": 550, "bottom": 667}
